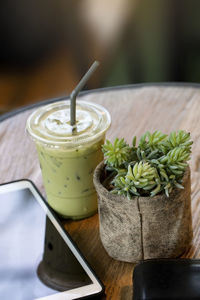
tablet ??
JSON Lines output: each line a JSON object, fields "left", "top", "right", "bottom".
{"left": 0, "top": 179, "right": 104, "bottom": 300}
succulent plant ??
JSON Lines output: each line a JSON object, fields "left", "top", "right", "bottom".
{"left": 102, "top": 130, "right": 192, "bottom": 198}
{"left": 102, "top": 138, "right": 132, "bottom": 168}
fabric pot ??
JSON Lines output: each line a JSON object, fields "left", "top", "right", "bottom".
{"left": 93, "top": 161, "right": 193, "bottom": 263}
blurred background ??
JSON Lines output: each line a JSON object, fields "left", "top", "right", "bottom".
{"left": 0, "top": 0, "right": 200, "bottom": 113}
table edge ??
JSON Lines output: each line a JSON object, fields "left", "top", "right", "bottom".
{"left": 1, "top": 81, "right": 200, "bottom": 122}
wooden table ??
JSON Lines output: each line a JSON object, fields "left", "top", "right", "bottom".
{"left": 1, "top": 83, "right": 200, "bottom": 299}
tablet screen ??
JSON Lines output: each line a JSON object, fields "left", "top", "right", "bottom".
{"left": 0, "top": 186, "right": 92, "bottom": 300}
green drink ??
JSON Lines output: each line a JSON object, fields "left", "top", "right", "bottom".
{"left": 26, "top": 100, "right": 111, "bottom": 219}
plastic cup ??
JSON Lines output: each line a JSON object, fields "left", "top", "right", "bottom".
{"left": 26, "top": 100, "right": 111, "bottom": 220}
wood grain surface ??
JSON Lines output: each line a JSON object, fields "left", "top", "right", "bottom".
{"left": 0, "top": 84, "right": 200, "bottom": 299}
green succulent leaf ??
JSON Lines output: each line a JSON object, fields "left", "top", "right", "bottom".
{"left": 164, "top": 130, "right": 193, "bottom": 152}
{"left": 167, "top": 146, "right": 191, "bottom": 164}
{"left": 112, "top": 162, "right": 160, "bottom": 197}
{"left": 102, "top": 130, "right": 192, "bottom": 199}
{"left": 139, "top": 131, "right": 168, "bottom": 151}
{"left": 132, "top": 136, "right": 137, "bottom": 148}
{"left": 102, "top": 138, "right": 132, "bottom": 168}
{"left": 111, "top": 175, "right": 140, "bottom": 198}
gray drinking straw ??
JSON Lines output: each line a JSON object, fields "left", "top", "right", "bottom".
{"left": 70, "top": 60, "right": 100, "bottom": 126}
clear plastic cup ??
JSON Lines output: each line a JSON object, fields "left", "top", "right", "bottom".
{"left": 26, "top": 100, "right": 111, "bottom": 220}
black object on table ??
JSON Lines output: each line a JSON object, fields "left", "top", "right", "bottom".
{"left": 133, "top": 259, "right": 200, "bottom": 300}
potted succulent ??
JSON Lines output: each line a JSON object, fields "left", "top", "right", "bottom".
{"left": 93, "top": 130, "right": 193, "bottom": 263}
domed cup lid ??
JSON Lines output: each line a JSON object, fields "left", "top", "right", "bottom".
{"left": 26, "top": 100, "right": 111, "bottom": 148}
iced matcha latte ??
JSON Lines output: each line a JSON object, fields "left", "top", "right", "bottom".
{"left": 26, "top": 100, "right": 111, "bottom": 219}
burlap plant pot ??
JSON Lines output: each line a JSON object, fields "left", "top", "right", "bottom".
{"left": 93, "top": 161, "right": 193, "bottom": 263}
